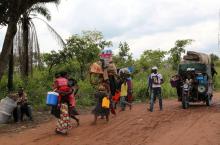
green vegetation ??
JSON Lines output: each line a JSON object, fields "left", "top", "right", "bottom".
{"left": 2, "top": 1, "right": 217, "bottom": 111}
{"left": 0, "top": 29, "right": 219, "bottom": 110}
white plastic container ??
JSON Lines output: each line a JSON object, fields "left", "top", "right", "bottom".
{"left": 0, "top": 97, "right": 17, "bottom": 115}
{"left": 0, "top": 111, "right": 10, "bottom": 124}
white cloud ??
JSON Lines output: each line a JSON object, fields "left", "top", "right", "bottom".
{"left": 124, "top": 20, "right": 219, "bottom": 58}
{"left": 0, "top": 27, "right": 6, "bottom": 49}
{"left": 112, "top": 20, "right": 219, "bottom": 58}
{"left": 0, "top": 0, "right": 220, "bottom": 58}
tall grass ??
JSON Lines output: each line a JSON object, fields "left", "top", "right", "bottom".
{"left": 1, "top": 61, "right": 220, "bottom": 109}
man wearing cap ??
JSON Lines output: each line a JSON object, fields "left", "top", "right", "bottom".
{"left": 149, "top": 66, "right": 164, "bottom": 112}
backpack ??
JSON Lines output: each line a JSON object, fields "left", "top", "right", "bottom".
{"left": 152, "top": 74, "right": 159, "bottom": 84}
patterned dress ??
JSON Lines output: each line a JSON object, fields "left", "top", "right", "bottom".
{"left": 56, "top": 103, "right": 72, "bottom": 134}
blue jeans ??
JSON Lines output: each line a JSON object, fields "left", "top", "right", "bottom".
{"left": 120, "top": 96, "right": 131, "bottom": 111}
{"left": 150, "top": 87, "right": 162, "bottom": 112}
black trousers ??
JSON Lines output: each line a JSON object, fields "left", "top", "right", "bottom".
{"left": 13, "top": 103, "right": 32, "bottom": 122}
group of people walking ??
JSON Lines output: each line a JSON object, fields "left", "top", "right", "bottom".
{"left": 92, "top": 75, "right": 133, "bottom": 125}
{"left": 50, "top": 69, "right": 135, "bottom": 135}
{"left": 8, "top": 65, "right": 164, "bottom": 136}
{"left": 48, "top": 61, "right": 220, "bottom": 135}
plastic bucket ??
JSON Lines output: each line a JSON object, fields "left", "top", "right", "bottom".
{"left": 46, "top": 92, "right": 59, "bottom": 106}
{"left": 0, "top": 97, "right": 16, "bottom": 115}
{"left": 0, "top": 111, "right": 10, "bottom": 124}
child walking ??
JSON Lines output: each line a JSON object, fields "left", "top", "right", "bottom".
{"left": 120, "top": 79, "right": 132, "bottom": 111}
{"left": 92, "top": 85, "right": 110, "bottom": 124}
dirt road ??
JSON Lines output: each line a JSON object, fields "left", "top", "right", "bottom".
{"left": 0, "top": 94, "right": 220, "bottom": 145}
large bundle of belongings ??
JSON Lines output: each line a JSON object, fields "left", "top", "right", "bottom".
{"left": 89, "top": 49, "right": 117, "bottom": 84}
{"left": 118, "top": 67, "right": 134, "bottom": 79}
{"left": 182, "top": 51, "right": 211, "bottom": 65}
{"left": 178, "top": 51, "right": 212, "bottom": 78}
{"left": 90, "top": 62, "right": 103, "bottom": 74}
{"left": 0, "top": 94, "right": 17, "bottom": 123}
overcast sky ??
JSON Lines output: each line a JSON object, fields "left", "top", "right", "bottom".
{"left": 0, "top": 0, "right": 220, "bottom": 58}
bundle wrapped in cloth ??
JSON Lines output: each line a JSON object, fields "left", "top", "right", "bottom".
{"left": 90, "top": 62, "right": 103, "bottom": 74}
{"left": 183, "top": 51, "right": 211, "bottom": 65}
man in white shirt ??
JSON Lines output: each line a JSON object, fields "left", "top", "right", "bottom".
{"left": 148, "top": 66, "right": 163, "bottom": 112}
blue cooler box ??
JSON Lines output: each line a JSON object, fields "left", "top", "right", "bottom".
{"left": 46, "top": 92, "right": 58, "bottom": 106}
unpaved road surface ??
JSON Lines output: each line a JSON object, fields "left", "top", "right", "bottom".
{"left": 0, "top": 93, "right": 220, "bottom": 145}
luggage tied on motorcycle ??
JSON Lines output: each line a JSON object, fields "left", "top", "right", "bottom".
{"left": 182, "top": 51, "right": 211, "bottom": 65}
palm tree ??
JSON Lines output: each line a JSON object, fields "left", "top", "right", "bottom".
{"left": 7, "top": 3, "right": 64, "bottom": 90}
{"left": 14, "top": 4, "right": 65, "bottom": 78}
{"left": 0, "top": 0, "right": 61, "bottom": 82}
{"left": 7, "top": 41, "right": 14, "bottom": 91}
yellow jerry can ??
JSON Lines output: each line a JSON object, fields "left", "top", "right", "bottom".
{"left": 102, "top": 97, "right": 110, "bottom": 108}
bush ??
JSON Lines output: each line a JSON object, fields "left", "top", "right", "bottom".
{"left": 76, "top": 79, "right": 95, "bottom": 107}
{"left": 132, "top": 67, "right": 177, "bottom": 103}
{"left": 1, "top": 61, "right": 220, "bottom": 110}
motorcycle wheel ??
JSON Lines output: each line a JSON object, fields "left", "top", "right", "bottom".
{"left": 182, "top": 94, "right": 189, "bottom": 109}
{"left": 206, "top": 94, "right": 212, "bottom": 106}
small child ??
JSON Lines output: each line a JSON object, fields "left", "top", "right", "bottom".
{"left": 120, "top": 79, "right": 132, "bottom": 111}
{"left": 68, "top": 78, "right": 80, "bottom": 126}
{"left": 92, "top": 85, "right": 110, "bottom": 124}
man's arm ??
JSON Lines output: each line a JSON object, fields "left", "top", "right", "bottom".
{"left": 56, "top": 89, "right": 73, "bottom": 96}
{"left": 147, "top": 75, "right": 152, "bottom": 91}
{"left": 214, "top": 69, "right": 218, "bottom": 75}
{"left": 160, "top": 74, "right": 164, "bottom": 84}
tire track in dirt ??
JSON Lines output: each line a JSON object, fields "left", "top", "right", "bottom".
{"left": 0, "top": 93, "right": 220, "bottom": 145}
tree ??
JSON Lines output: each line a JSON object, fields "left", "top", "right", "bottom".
{"left": 210, "top": 53, "right": 219, "bottom": 63}
{"left": 82, "top": 30, "right": 112, "bottom": 49}
{"left": 7, "top": 42, "right": 14, "bottom": 91}
{"left": 64, "top": 31, "right": 112, "bottom": 80}
{"left": 42, "top": 51, "right": 65, "bottom": 73}
{"left": 42, "top": 31, "right": 111, "bottom": 79}
{"left": 0, "top": 0, "right": 61, "bottom": 82}
{"left": 0, "top": 0, "right": 9, "bottom": 26}
{"left": 169, "top": 39, "right": 193, "bottom": 70}
{"left": 15, "top": 4, "right": 64, "bottom": 78}
{"left": 113, "top": 42, "right": 134, "bottom": 68}
{"left": 139, "top": 49, "right": 167, "bottom": 70}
